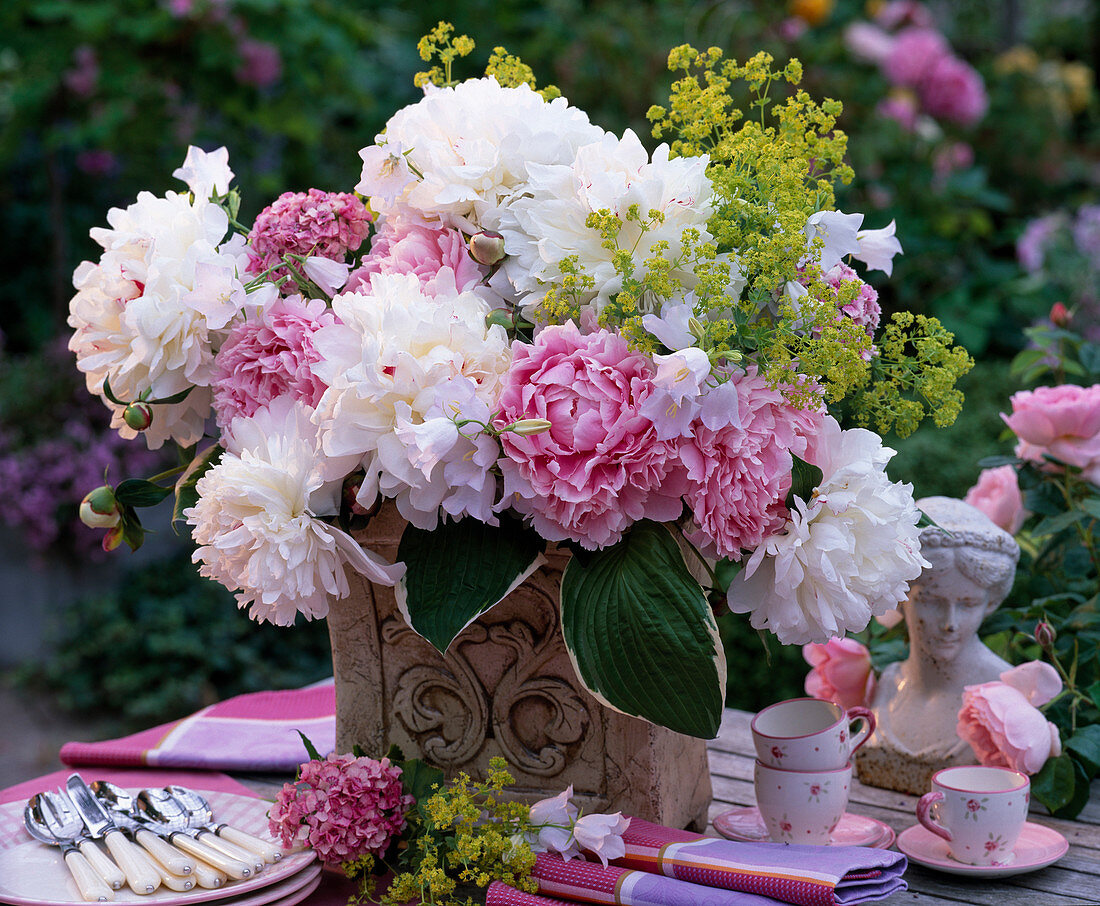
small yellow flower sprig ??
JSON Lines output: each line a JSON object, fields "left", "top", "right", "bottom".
{"left": 415, "top": 22, "right": 476, "bottom": 88}
{"left": 379, "top": 758, "right": 538, "bottom": 906}
{"left": 486, "top": 46, "right": 562, "bottom": 101}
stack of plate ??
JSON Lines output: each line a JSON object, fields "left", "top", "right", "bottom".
{"left": 0, "top": 790, "right": 320, "bottom": 906}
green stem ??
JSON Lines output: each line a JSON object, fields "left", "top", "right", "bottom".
{"left": 145, "top": 464, "right": 187, "bottom": 485}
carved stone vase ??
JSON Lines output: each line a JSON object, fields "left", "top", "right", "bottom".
{"left": 325, "top": 503, "right": 712, "bottom": 830}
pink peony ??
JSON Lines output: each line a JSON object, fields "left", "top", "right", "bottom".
{"left": 680, "top": 371, "right": 822, "bottom": 559}
{"left": 964, "top": 465, "right": 1025, "bottom": 535}
{"left": 495, "top": 322, "right": 685, "bottom": 550}
{"left": 345, "top": 218, "right": 485, "bottom": 298}
{"left": 803, "top": 638, "right": 876, "bottom": 710}
{"left": 269, "top": 753, "right": 413, "bottom": 863}
{"left": 247, "top": 189, "right": 372, "bottom": 294}
{"left": 882, "top": 28, "right": 951, "bottom": 87}
{"left": 957, "top": 682, "right": 1061, "bottom": 775}
{"left": 919, "top": 55, "right": 988, "bottom": 126}
{"left": 1002, "top": 384, "right": 1100, "bottom": 484}
{"left": 211, "top": 295, "right": 337, "bottom": 431}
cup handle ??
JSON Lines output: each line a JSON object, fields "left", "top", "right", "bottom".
{"left": 916, "top": 791, "right": 952, "bottom": 841}
{"left": 846, "top": 707, "right": 876, "bottom": 754}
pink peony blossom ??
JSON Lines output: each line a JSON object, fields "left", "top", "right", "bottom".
{"left": 345, "top": 218, "right": 485, "bottom": 298}
{"left": 680, "top": 371, "right": 823, "bottom": 559}
{"left": 919, "top": 55, "right": 988, "bottom": 126}
{"left": 211, "top": 295, "right": 337, "bottom": 431}
{"left": 247, "top": 189, "right": 372, "bottom": 294}
{"left": 803, "top": 638, "right": 876, "bottom": 710}
{"left": 882, "top": 28, "right": 951, "bottom": 87}
{"left": 269, "top": 753, "right": 413, "bottom": 863}
{"left": 495, "top": 322, "right": 685, "bottom": 550}
{"left": 957, "top": 681, "right": 1061, "bottom": 775}
{"left": 1002, "top": 384, "right": 1100, "bottom": 483}
{"left": 964, "top": 465, "right": 1025, "bottom": 534}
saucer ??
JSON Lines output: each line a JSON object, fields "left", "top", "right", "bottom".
{"left": 896, "top": 821, "right": 1069, "bottom": 878}
{"left": 712, "top": 807, "right": 896, "bottom": 848}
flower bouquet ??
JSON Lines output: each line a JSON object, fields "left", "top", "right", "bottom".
{"left": 70, "top": 25, "right": 970, "bottom": 740}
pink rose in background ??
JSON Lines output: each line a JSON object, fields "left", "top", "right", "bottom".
{"left": 882, "top": 28, "right": 950, "bottom": 87}
{"left": 1000, "top": 661, "right": 1063, "bottom": 708}
{"left": 919, "top": 55, "right": 988, "bottom": 126}
{"left": 964, "top": 465, "right": 1025, "bottom": 534}
{"left": 1002, "top": 384, "right": 1100, "bottom": 483}
{"left": 803, "top": 638, "right": 876, "bottom": 710}
{"left": 957, "top": 681, "right": 1062, "bottom": 775}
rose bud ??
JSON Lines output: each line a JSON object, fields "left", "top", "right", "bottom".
{"left": 1049, "top": 302, "right": 1070, "bottom": 327}
{"left": 1034, "top": 620, "right": 1056, "bottom": 651}
{"left": 123, "top": 401, "right": 154, "bottom": 431}
{"left": 80, "top": 486, "right": 121, "bottom": 529}
{"left": 508, "top": 418, "right": 552, "bottom": 436}
{"left": 468, "top": 230, "right": 506, "bottom": 266}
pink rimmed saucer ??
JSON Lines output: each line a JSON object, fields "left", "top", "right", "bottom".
{"left": 712, "top": 807, "right": 896, "bottom": 848}
{"left": 897, "top": 821, "right": 1068, "bottom": 878}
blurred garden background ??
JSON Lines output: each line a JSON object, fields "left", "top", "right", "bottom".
{"left": 1, "top": 0, "right": 1098, "bottom": 740}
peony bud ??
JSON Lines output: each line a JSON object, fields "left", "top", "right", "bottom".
{"left": 80, "top": 486, "right": 120, "bottom": 528}
{"left": 1049, "top": 302, "right": 1071, "bottom": 327}
{"left": 508, "top": 418, "right": 552, "bottom": 436}
{"left": 1034, "top": 620, "right": 1056, "bottom": 651}
{"left": 123, "top": 401, "right": 154, "bottom": 431}
{"left": 468, "top": 230, "right": 506, "bottom": 266}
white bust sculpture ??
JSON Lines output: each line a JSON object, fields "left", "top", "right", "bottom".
{"left": 856, "top": 496, "right": 1020, "bottom": 794}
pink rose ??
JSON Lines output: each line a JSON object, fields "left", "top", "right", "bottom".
{"left": 957, "top": 681, "right": 1062, "bottom": 775}
{"left": 572, "top": 812, "right": 630, "bottom": 867}
{"left": 803, "top": 638, "right": 876, "bottom": 710}
{"left": 1000, "top": 661, "right": 1062, "bottom": 708}
{"left": 1002, "top": 384, "right": 1100, "bottom": 483}
{"left": 964, "top": 465, "right": 1025, "bottom": 534}
{"left": 496, "top": 323, "right": 685, "bottom": 550}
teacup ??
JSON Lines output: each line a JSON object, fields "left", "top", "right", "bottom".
{"left": 754, "top": 760, "right": 852, "bottom": 844}
{"left": 751, "top": 698, "right": 875, "bottom": 771}
{"left": 917, "top": 765, "right": 1030, "bottom": 866}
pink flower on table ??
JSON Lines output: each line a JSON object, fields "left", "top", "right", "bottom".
{"left": 1002, "top": 384, "right": 1100, "bottom": 483}
{"left": 345, "top": 217, "right": 485, "bottom": 299}
{"left": 964, "top": 465, "right": 1025, "bottom": 535}
{"left": 882, "top": 28, "right": 951, "bottom": 87}
{"left": 803, "top": 638, "right": 876, "bottom": 710}
{"left": 919, "top": 55, "right": 988, "bottom": 126}
{"left": 495, "top": 322, "right": 685, "bottom": 550}
{"left": 957, "top": 681, "right": 1062, "bottom": 775}
{"left": 269, "top": 753, "right": 413, "bottom": 863}
{"left": 572, "top": 812, "right": 630, "bottom": 867}
{"left": 211, "top": 295, "right": 337, "bottom": 432}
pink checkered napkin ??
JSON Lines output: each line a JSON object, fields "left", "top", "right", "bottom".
{"left": 486, "top": 881, "right": 573, "bottom": 905}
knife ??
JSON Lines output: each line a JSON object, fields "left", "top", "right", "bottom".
{"left": 65, "top": 774, "right": 162, "bottom": 895}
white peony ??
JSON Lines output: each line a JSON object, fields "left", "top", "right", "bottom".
{"left": 186, "top": 398, "right": 403, "bottom": 626}
{"left": 311, "top": 273, "right": 512, "bottom": 528}
{"left": 726, "top": 416, "right": 929, "bottom": 645}
{"left": 357, "top": 77, "right": 603, "bottom": 234}
{"left": 499, "top": 129, "right": 713, "bottom": 316}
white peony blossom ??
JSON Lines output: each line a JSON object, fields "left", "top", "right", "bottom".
{"left": 500, "top": 129, "right": 713, "bottom": 315}
{"left": 726, "top": 416, "right": 929, "bottom": 645}
{"left": 358, "top": 77, "right": 603, "bottom": 234}
{"left": 186, "top": 398, "right": 403, "bottom": 627}
{"left": 311, "top": 273, "right": 512, "bottom": 528}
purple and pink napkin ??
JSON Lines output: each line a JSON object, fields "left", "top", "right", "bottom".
{"left": 57, "top": 679, "right": 335, "bottom": 773}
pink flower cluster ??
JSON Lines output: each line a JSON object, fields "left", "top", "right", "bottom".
{"left": 211, "top": 295, "right": 337, "bottom": 431}
{"left": 1002, "top": 383, "right": 1100, "bottom": 484}
{"left": 345, "top": 218, "right": 484, "bottom": 298}
{"left": 882, "top": 27, "right": 988, "bottom": 127}
{"left": 246, "top": 189, "right": 372, "bottom": 293}
{"left": 269, "top": 753, "right": 413, "bottom": 864}
{"left": 803, "top": 638, "right": 876, "bottom": 711}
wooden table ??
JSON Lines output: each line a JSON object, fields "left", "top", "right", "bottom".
{"left": 708, "top": 709, "right": 1100, "bottom": 904}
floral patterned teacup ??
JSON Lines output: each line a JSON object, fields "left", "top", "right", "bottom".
{"left": 751, "top": 697, "right": 875, "bottom": 771}
{"left": 916, "top": 765, "right": 1030, "bottom": 866}
{"left": 754, "top": 759, "right": 852, "bottom": 844}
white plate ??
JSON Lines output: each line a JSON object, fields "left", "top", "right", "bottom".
{"left": 260, "top": 872, "right": 321, "bottom": 906}
{"left": 897, "top": 821, "right": 1069, "bottom": 879}
{"left": 213, "top": 865, "right": 321, "bottom": 906}
{"left": 0, "top": 789, "right": 316, "bottom": 906}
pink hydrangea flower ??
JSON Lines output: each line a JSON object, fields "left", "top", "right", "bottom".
{"left": 680, "top": 371, "right": 823, "bottom": 559}
{"left": 882, "top": 28, "right": 951, "bottom": 87}
{"left": 957, "top": 681, "right": 1061, "bottom": 775}
{"left": 803, "top": 638, "right": 876, "bottom": 710}
{"left": 345, "top": 217, "right": 485, "bottom": 298}
{"left": 964, "top": 465, "right": 1025, "bottom": 535}
{"left": 211, "top": 295, "right": 337, "bottom": 431}
{"left": 495, "top": 322, "right": 685, "bottom": 550}
{"left": 269, "top": 753, "right": 414, "bottom": 863}
{"left": 1002, "top": 383, "right": 1100, "bottom": 483}
{"left": 247, "top": 189, "right": 372, "bottom": 294}
{"left": 919, "top": 55, "right": 988, "bottom": 126}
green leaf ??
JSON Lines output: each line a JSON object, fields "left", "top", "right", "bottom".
{"left": 1079, "top": 497, "right": 1100, "bottom": 522}
{"left": 1080, "top": 343, "right": 1100, "bottom": 376}
{"left": 976, "top": 455, "right": 1020, "bottom": 469}
{"left": 101, "top": 376, "right": 126, "bottom": 406}
{"left": 1065, "top": 725, "right": 1100, "bottom": 777}
{"left": 172, "top": 445, "right": 223, "bottom": 530}
{"left": 395, "top": 515, "right": 545, "bottom": 654}
{"left": 295, "top": 730, "right": 322, "bottom": 762}
{"left": 560, "top": 520, "right": 725, "bottom": 739}
{"left": 1032, "top": 509, "right": 1087, "bottom": 537}
{"left": 114, "top": 479, "right": 173, "bottom": 509}
{"left": 119, "top": 508, "right": 145, "bottom": 552}
{"left": 398, "top": 757, "right": 445, "bottom": 809}
{"left": 1030, "top": 753, "right": 1076, "bottom": 813}
{"left": 1053, "top": 757, "right": 1092, "bottom": 820}
{"left": 1087, "top": 680, "right": 1100, "bottom": 713}
{"left": 147, "top": 385, "right": 195, "bottom": 405}
{"left": 785, "top": 454, "right": 823, "bottom": 510}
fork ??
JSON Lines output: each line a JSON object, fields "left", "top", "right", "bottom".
{"left": 24, "top": 798, "right": 112, "bottom": 902}
{"left": 40, "top": 792, "right": 126, "bottom": 892}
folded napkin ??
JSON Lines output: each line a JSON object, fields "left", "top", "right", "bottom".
{"left": 58, "top": 679, "right": 335, "bottom": 773}
{"left": 487, "top": 882, "right": 572, "bottom": 905}
{"left": 613, "top": 819, "right": 907, "bottom": 906}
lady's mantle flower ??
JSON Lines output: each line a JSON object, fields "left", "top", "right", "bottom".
{"left": 726, "top": 416, "right": 928, "bottom": 644}
{"left": 186, "top": 398, "right": 403, "bottom": 626}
